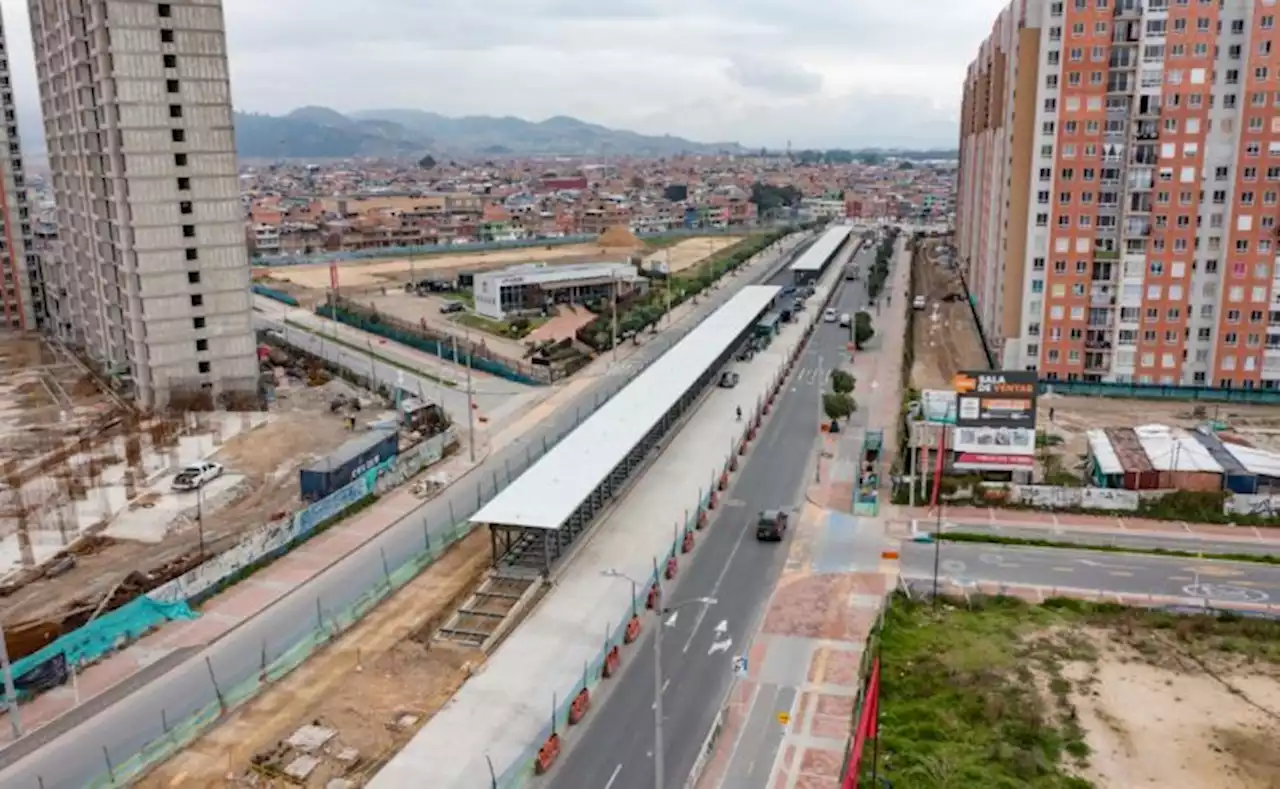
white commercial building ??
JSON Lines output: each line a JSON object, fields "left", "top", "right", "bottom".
{"left": 29, "top": 0, "right": 257, "bottom": 408}
{"left": 473, "top": 261, "right": 645, "bottom": 320}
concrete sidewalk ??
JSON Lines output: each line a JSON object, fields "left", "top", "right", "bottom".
{"left": 697, "top": 238, "right": 912, "bottom": 789}
{"left": 367, "top": 269, "right": 815, "bottom": 789}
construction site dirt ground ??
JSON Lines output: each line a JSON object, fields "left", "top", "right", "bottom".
{"left": 0, "top": 376, "right": 359, "bottom": 627}
{"left": 642, "top": 235, "right": 743, "bottom": 273}
{"left": 256, "top": 242, "right": 629, "bottom": 295}
{"left": 136, "top": 528, "right": 491, "bottom": 789}
{"left": 908, "top": 239, "right": 989, "bottom": 391}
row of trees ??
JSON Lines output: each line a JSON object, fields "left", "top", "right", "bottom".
{"left": 822, "top": 309, "right": 876, "bottom": 421}
{"left": 866, "top": 227, "right": 901, "bottom": 299}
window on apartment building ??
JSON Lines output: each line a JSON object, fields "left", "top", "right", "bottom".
{"left": 1262, "top": 15, "right": 1274, "bottom": 30}
{"left": 169, "top": 104, "right": 182, "bottom": 119}
{"left": 158, "top": 3, "right": 171, "bottom": 17}
{"left": 174, "top": 153, "right": 187, "bottom": 167}
{"left": 177, "top": 177, "right": 190, "bottom": 191}
{"left": 180, "top": 200, "right": 193, "bottom": 214}
{"left": 171, "top": 129, "right": 184, "bottom": 143}
{"left": 1048, "top": 50, "right": 1060, "bottom": 65}
{"left": 198, "top": 361, "right": 211, "bottom": 375}
{"left": 185, "top": 248, "right": 198, "bottom": 260}
{"left": 190, "top": 294, "right": 203, "bottom": 307}
{"left": 195, "top": 339, "right": 208, "bottom": 352}
{"left": 182, "top": 224, "right": 195, "bottom": 238}
{"left": 167, "top": 79, "right": 179, "bottom": 94}
{"left": 161, "top": 29, "right": 174, "bottom": 43}
{"left": 187, "top": 271, "right": 200, "bottom": 284}
{"left": 193, "top": 317, "right": 206, "bottom": 330}
{"left": 163, "top": 54, "right": 177, "bottom": 68}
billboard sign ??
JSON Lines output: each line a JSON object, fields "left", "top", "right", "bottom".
{"left": 953, "top": 370, "right": 1038, "bottom": 428}
{"left": 953, "top": 453, "right": 1035, "bottom": 471}
{"left": 951, "top": 426, "right": 1036, "bottom": 456}
{"left": 920, "top": 389, "right": 957, "bottom": 424}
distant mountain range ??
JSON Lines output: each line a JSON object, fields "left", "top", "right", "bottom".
{"left": 232, "top": 106, "right": 745, "bottom": 159}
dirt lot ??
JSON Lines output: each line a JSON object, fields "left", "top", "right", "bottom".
{"left": 1066, "top": 632, "right": 1280, "bottom": 788}
{"left": 909, "top": 238, "right": 989, "bottom": 391}
{"left": 137, "top": 528, "right": 491, "bottom": 789}
{"left": 0, "top": 378, "right": 357, "bottom": 626}
{"left": 258, "top": 242, "right": 619, "bottom": 293}
{"left": 642, "top": 235, "right": 743, "bottom": 273}
{"left": 872, "top": 594, "right": 1280, "bottom": 789}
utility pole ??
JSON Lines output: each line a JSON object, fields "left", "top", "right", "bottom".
{"left": 611, "top": 270, "right": 620, "bottom": 366}
{"left": 197, "top": 481, "right": 205, "bottom": 559}
{"left": 652, "top": 583, "right": 665, "bottom": 789}
{"left": 0, "top": 621, "right": 22, "bottom": 740}
{"left": 464, "top": 328, "right": 476, "bottom": 463}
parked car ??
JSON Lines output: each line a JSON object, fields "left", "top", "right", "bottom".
{"left": 823, "top": 308, "right": 837, "bottom": 323}
{"left": 839, "top": 313, "right": 852, "bottom": 328}
{"left": 172, "top": 460, "right": 224, "bottom": 492}
{"left": 718, "top": 370, "right": 740, "bottom": 388}
{"left": 439, "top": 300, "right": 465, "bottom": 314}
{"left": 912, "top": 295, "right": 927, "bottom": 310}
{"left": 756, "top": 509, "right": 789, "bottom": 541}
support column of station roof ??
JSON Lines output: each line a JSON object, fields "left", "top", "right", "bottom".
{"left": 472, "top": 284, "right": 783, "bottom": 576}
{"left": 789, "top": 225, "right": 853, "bottom": 284}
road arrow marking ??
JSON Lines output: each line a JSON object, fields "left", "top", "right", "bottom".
{"left": 709, "top": 638, "right": 733, "bottom": 656}
{"left": 714, "top": 620, "right": 728, "bottom": 636}
{"left": 665, "top": 611, "right": 679, "bottom": 627}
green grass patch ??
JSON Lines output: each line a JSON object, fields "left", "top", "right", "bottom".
{"left": 937, "top": 531, "right": 1280, "bottom": 566}
{"left": 282, "top": 317, "right": 458, "bottom": 388}
{"left": 865, "top": 593, "right": 1280, "bottom": 788}
{"left": 450, "top": 311, "right": 546, "bottom": 339}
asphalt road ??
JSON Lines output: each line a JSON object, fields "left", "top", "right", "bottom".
{"left": 932, "top": 521, "right": 1280, "bottom": 558}
{"left": 543, "top": 245, "right": 875, "bottom": 789}
{"left": 901, "top": 541, "right": 1280, "bottom": 605}
{"left": 0, "top": 235, "right": 813, "bottom": 789}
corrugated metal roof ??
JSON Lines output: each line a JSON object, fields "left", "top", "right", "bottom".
{"left": 1222, "top": 440, "right": 1280, "bottom": 478}
{"left": 790, "top": 225, "right": 852, "bottom": 272}
{"left": 1133, "top": 424, "right": 1224, "bottom": 473}
{"left": 1086, "top": 429, "right": 1124, "bottom": 475}
{"left": 471, "top": 284, "right": 781, "bottom": 530}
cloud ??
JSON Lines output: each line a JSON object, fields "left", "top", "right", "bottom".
{"left": 1, "top": 0, "right": 1009, "bottom": 151}
{"left": 725, "top": 55, "right": 823, "bottom": 96}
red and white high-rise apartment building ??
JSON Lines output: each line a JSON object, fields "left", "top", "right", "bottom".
{"left": 957, "top": 0, "right": 1280, "bottom": 389}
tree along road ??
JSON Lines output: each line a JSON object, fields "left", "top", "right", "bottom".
{"left": 0, "top": 236, "right": 811, "bottom": 789}
{"left": 901, "top": 541, "right": 1280, "bottom": 604}
{"left": 543, "top": 246, "right": 875, "bottom": 789}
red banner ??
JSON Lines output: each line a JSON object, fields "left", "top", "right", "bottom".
{"left": 329, "top": 262, "right": 339, "bottom": 291}
{"left": 842, "top": 657, "right": 881, "bottom": 789}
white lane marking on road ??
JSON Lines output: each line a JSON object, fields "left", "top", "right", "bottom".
{"left": 709, "top": 637, "right": 733, "bottom": 656}
{"left": 714, "top": 620, "right": 728, "bottom": 636}
{"left": 682, "top": 520, "right": 752, "bottom": 653}
{"left": 605, "top": 764, "right": 622, "bottom": 789}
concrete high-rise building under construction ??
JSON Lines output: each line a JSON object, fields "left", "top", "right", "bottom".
{"left": 957, "top": 0, "right": 1280, "bottom": 389}
{"left": 28, "top": 0, "right": 256, "bottom": 408}
{"left": 0, "top": 7, "right": 43, "bottom": 331}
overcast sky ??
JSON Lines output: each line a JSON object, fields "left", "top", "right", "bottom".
{"left": 2, "top": 0, "right": 1008, "bottom": 150}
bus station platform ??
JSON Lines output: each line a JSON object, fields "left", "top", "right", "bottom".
{"left": 368, "top": 259, "right": 839, "bottom": 789}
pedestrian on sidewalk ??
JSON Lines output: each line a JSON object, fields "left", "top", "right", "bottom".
{"left": 736, "top": 405, "right": 742, "bottom": 421}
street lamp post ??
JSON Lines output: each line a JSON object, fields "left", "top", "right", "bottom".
{"left": 602, "top": 568, "right": 715, "bottom": 789}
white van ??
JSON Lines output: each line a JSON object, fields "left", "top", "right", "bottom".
{"left": 824, "top": 308, "right": 837, "bottom": 323}
{"left": 838, "top": 313, "right": 851, "bottom": 328}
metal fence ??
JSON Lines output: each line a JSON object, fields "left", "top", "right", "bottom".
{"left": 1039, "top": 379, "right": 1280, "bottom": 404}
{"left": 73, "top": 231, "right": 807, "bottom": 789}
{"left": 253, "top": 226, "right": 776, "bottom": 268}
{"left": 83, "top": 515, "right": 478, "bottom": 788}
